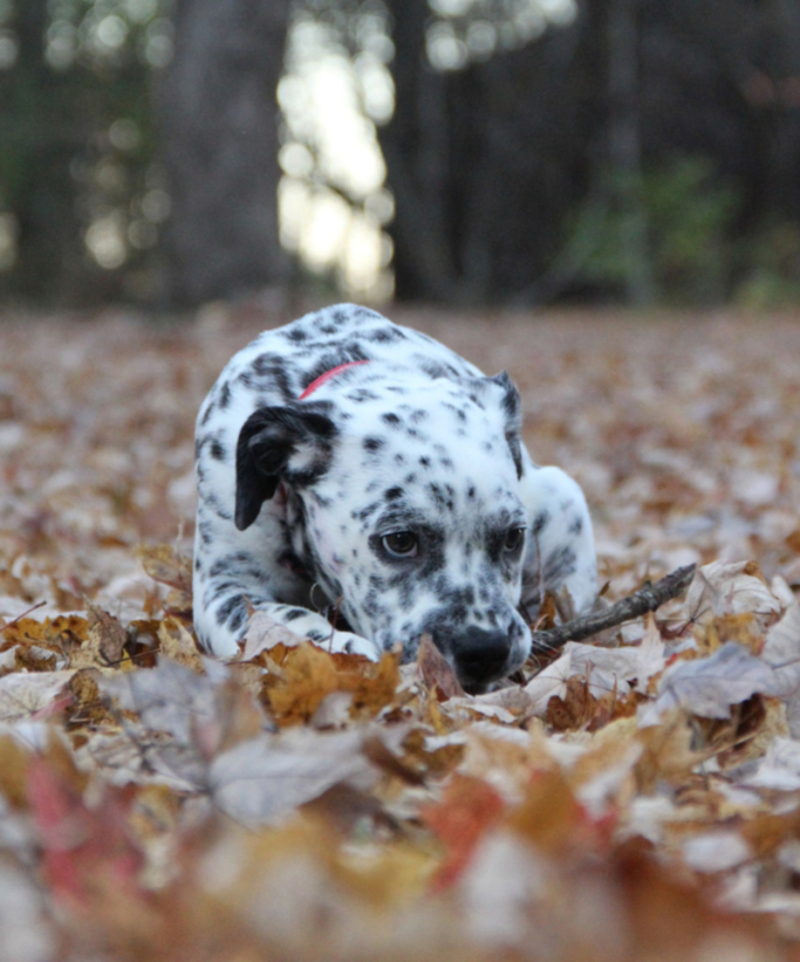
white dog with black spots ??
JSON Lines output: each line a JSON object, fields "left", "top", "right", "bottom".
{"left": 193, "top": 304, "right": 596, "bottom": 692}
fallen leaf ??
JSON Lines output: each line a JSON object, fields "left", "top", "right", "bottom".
{"left": 0, "top": 671, "right": 76, "bottom": 724}
{"left": 743, "top": 737, "right": 800, "bottom": 791}
{"left": 686, "top": 560, "right": 782, "bottom": 630}
{"left": 639, "top": 642, "right": 782, "bottom": 725}
{"left": 157, "top": 616, "right": 204, "bottom": 672}
{"left": 681, "top": 830, "right": 752, "bottom": 873}
{"left": 136, "top": 544, "right": 192, "bottom": 594}
{"left": 422, "top": 774, "right": 506, "bottom": 888}
{"left": 240, "top": 611, "right": 309, "bottom": 660}
{"left": 417, "top": 634, "right": 465, "bottom": 700}
{"left": 86, "top": 601, "right": 128, "bottom": 665}
{"left": 209, "top": 727, "right": 381, "bottom": 826}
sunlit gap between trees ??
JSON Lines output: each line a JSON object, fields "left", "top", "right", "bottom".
{"left": 0, "top": 0, "right": 578, "bottom": 303}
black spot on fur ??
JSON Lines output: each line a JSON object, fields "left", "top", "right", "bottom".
{"left": 363, "top": 436, "right": 384, "bottom": 452}
{"left": 249, "top": 355, "right": 294, "bottom": 400}
{"left": 544, "top": 545, "right": 577, "bottom": 584}
{"left": 352, "top": 500, "right": 383, "bottom": 521}
{"left": 347, "top": 389, "right": 380, "bottom": 403}
{"left": 216, "top": 595, "right": 246, "bottom": 627}
{"left": 420, "top": 360, "right": 446, "bottom": 378}
{"left": 385, "top": 486, "right": 404, "bottom": 501}
{"left": 210, "top": 439, "right": 226, "bottom": 461}
{"left": 284, "top": 608, "right": 308, "bottom": 622}
{"left": 219, "top": 382, "right": 232, "bottom": 408}
{"left": 382, "top": 412, "right": 402, "bottom": 427}
{"left": 229, "top": 606, "right": 246, "bottom": 633}
{"left": 427, "top": 482, "right": 454, "bottom": 512}
{"left": 366, "top": 326, "right": 405, "bottom": 343}
{"left": 532, "top": 510, "right": 551, "bottom": 536}
{"left": 569, "top": 516, "right": 584, "bottom": 535}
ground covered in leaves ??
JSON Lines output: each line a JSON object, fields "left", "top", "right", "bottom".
{"left": 1, "top": 304, "right": 800, "bottom": 961}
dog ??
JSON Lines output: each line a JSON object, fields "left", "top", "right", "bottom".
{"left": 193, "top": 304, "right": 596, "bottom": 692}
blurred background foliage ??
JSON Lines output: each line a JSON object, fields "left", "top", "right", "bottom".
{"left": 2, "top": 0, "right": 800, "bottom": 308}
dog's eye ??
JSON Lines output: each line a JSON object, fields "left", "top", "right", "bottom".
{"left": 382, "top": 531, "right": 418, "bottom": 558}
{"left": 503, "top": 526, "right": 526, "bottom": 552}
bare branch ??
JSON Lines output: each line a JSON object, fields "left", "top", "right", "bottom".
{"left": 529, "top": 563, "right": 697, "bottom": 653}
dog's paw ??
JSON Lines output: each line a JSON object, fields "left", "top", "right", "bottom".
{"left": 322, "top": 629, "right": 382, "bottom": 660}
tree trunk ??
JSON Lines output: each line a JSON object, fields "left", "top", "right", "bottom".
{"left": 606, "top": 0, "right": 655, "bottom": 304}
{"left": 380, "top": 0, "right": 459, "bottom": 302}
{"left": 158, "top": 0, "right": 290, "bottom": 306}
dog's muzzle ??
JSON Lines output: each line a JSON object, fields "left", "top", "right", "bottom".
{"left": 451, "top": 625, "right": 514, "bottom": 692}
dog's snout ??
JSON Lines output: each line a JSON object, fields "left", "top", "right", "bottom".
{"left": 454, "top": 626, "right": 512, "bottom": 689}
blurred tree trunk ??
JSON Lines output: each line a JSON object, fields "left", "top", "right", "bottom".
{"left": 158, "top": 0, "right": 290, "bottom": 306}
{"left": 606, "top": 0, "right": 654, "bottom": 304}
{"left": 1, "top": 4, "right": 86, "bottom": 301}
{"left": 379, "top": 0, "right": 595, "bottom": 303}
{"left": 380, "top": 0, "right": 458, "bottom": 302}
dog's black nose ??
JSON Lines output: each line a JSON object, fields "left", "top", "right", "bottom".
{"left": 453, "top": 626, "right": 512, "bottom": 690}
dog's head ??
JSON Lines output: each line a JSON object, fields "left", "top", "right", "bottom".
{"left": 235, "top": 369, "right": 532, "bottom": 692}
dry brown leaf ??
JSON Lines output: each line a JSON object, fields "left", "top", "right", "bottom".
{"left": 0, "top": 735, "right": 30, "bottom": 808}
{"left": 264, "top": 642, "right": 400, "bottom": 726}
{"left": 640, "top": 642, "right": 784, "bottom": 725}
{"left": 86, "top": 601, "right": 128, "bottom": 665}
{"left": 507, "top": 767, "right": 588, "bottom": 854}
{"left": 209, "top": 727, "right": 381, "bottom": 826}
{"left": 136, "top": 544, "right": 193, "bottom": 594}
{"left": 64, "top": 668, "right": 117, "bottom": 732}
{"left": 546, "top": 676, "right": 598, "bottom": 731}
{"left": 686, "top": 560, "right": 782, "bottom": 632}
{"left": 635, "top": 711, "right": 698, "bottom": 791}
{"left": 157, "top": 616, "right": 204, "bottom": 672}
{"left": 240, "top": 610, "right": 308, "bottom": 661}
{"left": 0, "top": 670, "right": 76, "bottom": 724}
{"left": 417, "top": 633, "right": 465, "bottom": 700}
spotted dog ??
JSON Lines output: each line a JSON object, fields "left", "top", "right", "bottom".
{"left": 193, "top": 304, "right": 596, "bottom": 692}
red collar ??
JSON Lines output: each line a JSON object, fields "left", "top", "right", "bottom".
{"left": 298, "top": 360, "right": 369, "bottom": 400}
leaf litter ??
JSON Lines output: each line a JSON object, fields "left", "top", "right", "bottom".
{"left": 1, "top": 307, "right": 800, "bottom": 959}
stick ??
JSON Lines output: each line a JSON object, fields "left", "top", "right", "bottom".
{"left": 0, "top": 600, "right": 46, "bottom": 633}
{"left": 529, "top": 563, "right": 696, "bottom": 653}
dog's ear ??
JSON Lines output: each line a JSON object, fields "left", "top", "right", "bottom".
{"left": 488, "top": 371, "right": 523, "bottom": 479}
{"left": 235, "top": 406, "right": 337, "bottom": 530}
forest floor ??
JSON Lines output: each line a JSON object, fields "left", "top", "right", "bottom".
{"left": 1, "top": 303, "right": 800, "bottom": 961}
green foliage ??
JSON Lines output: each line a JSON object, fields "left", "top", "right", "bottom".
{"left": 575, "top": 158, "right": 739, "bottom": 304}
{"left": 734, "top": 221, "right": 800, "bottom": 308}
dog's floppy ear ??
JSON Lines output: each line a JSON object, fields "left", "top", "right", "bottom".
{"left": 235, "top": 406, "right": 337, "bottom": 530}
{"left": 488, "top": 371, "right": 523, "bottom": 479}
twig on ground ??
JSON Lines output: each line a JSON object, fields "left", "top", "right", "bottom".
{"left": 529, "top": 563, "right": 697, "bottom": 653}
{"left": 0, "top": 600, "right": 46, "bottom": 634}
